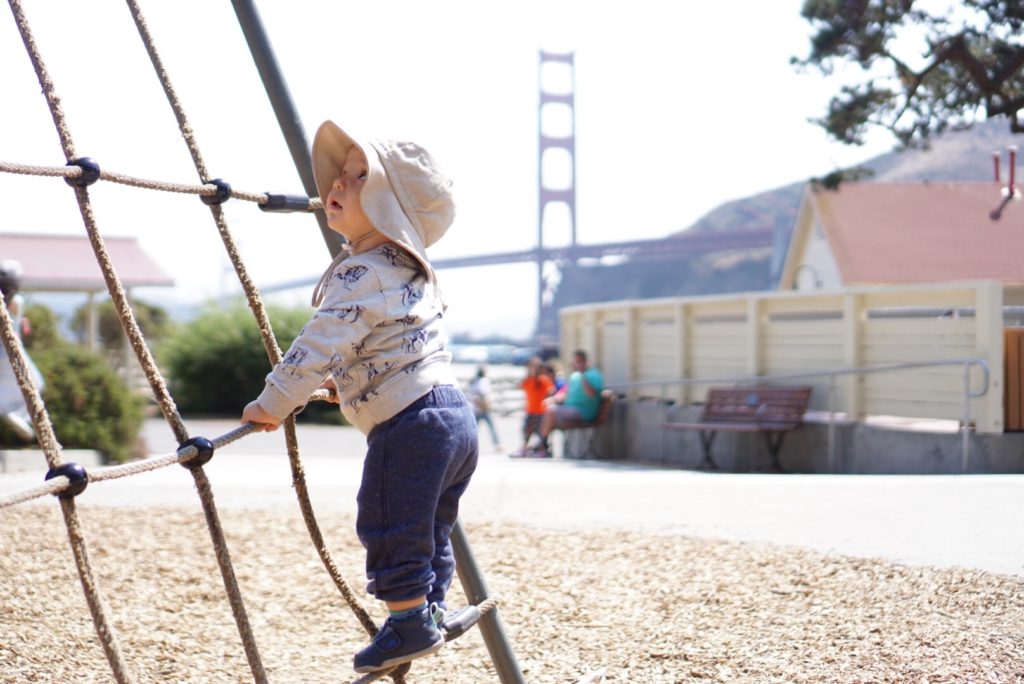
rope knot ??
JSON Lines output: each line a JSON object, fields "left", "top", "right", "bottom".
{"left": 178, "top": 436, "right": 215, "bottom": 470}
{"left": 64, "top": 157, "right": 101, "bottom": 187}
{"left": 45, "top": 462, "right": 89, "bottom": 498}
{"left": 200, "top": 178, "right": 232, "bottom": 206}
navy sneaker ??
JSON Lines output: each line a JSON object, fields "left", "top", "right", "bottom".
{"left": 353, "top": 604, "right": 443, "bottom": 674}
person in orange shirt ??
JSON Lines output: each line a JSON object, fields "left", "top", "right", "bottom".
{"left": 512, "top": 356, "right": 555, "bottom": 457}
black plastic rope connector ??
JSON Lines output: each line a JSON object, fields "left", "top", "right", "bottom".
{"left": 64, "top": 157, "right": 101, "bottom": 188}
{"left": 45, "top": 462, "right": 89, "bottom": 499}
{"left": 260, "top": 193, "right": 312, "bottom": 213}
{"left": 178, "top": 436, "right": 215, "bottom": 470}
{"left": 200, "top": 178, "right": 232, "bottom": 206}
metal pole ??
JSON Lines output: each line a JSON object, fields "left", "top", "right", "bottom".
{"left": 827, "top": 373, "right": 836, "bottom": 473}
{"left": 229, "top": 0, "right": 342, "bottom": 259}
{"left": 86, "top": 290, "right": 99, "bottom": 352}
{"left": 962, "top": 361, "right": 971, "bottom": 473}
{"left": 123, "top": 288, "right": 133, "bottom": 392}
{"left": 451, "top": 520, "right": 526, "bottom": 684}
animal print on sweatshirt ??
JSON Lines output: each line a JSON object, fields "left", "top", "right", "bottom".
{"left": 256, "top": 244, "right": 456, "bottom": 434}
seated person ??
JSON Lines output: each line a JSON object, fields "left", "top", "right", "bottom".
{"left": 513, "top": 356, "right": 554, "bottom": 457}
{"left": 534, "top": 349, "right": 603, "bottom": 457}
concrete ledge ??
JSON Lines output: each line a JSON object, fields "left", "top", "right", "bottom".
{"left": 601, "top": 399, "right": 1024, "bottom": 474}
{"left": 0, "top": 449, "right": 103, "bottom": 474}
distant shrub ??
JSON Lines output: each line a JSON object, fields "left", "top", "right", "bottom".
{"left": 40, "top": 345, "right": 145, "bottom": 462}
{"left": 0, "top": 343, "right": 145, "bottom": 463}
{"left": 161, "top": 303, "right": 343, "bottom": 424}
{"left": 0, "top": 302, "right": 145, "bottom": 462}
{"left": 21, "top": 302, "right": 61, "bottom": 352}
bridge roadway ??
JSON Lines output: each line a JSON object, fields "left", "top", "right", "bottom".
{"left": 4, "top": 405, "right": 1017, "bottom": 578}
{"left": 430, "top": 227, "right": 773, "bottom": 269}
{"left": 261, "top": 228, "right": 774, "bottom": 293}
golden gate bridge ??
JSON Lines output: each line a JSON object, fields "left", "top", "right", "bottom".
{"left": 239, "top": 20, "right": 772, "bottom": 340}
{"left": 262, "top": 227, "right": 774, "bottom": 340}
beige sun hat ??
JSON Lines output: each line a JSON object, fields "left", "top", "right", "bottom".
{"left": 311, "top": 120, "right": 455, "bottom": 278}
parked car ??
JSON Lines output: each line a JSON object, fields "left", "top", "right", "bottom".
{"left": 450, "top": 344, "right": 489, "bottom": 364}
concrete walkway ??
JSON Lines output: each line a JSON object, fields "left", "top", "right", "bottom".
{"left": 3, "top": 414, "right": 1022, "bottom": 578}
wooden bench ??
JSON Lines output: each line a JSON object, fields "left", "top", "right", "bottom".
{"left": 662, "top": 386, "right": 813, "bottom": 471}
{"left": 560, "top": 390, "right": 616, "bottom": 459}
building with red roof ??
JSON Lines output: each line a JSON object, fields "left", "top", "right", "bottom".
{"left": 779, "top": 182, "right": 1024, "bottom": 291}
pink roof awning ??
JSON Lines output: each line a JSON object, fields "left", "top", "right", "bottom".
{"left": 0, "top": 233, "right": 174, "bottom": 292}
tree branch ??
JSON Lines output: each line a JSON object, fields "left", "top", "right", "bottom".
{"left": 992, "top": 46, "right": 1024, "bottom": 84}
{"left": 989, "top": 95, "right": 1024, "bottom": 119}
{"left": 940, "top": 34, "right": 996, "bottom": 91}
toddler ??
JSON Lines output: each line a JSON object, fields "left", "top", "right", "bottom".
{"left": 241, "top": 120, "right": 477, "bottom": 673}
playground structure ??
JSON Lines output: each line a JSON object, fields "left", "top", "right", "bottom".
{"left": 5, "top": 3, "right": 1023, "bottom": 682}
{"left": 0, "top": 1, "right": 524, "bottom": 682}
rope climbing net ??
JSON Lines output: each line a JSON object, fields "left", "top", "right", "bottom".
{"left": 0, "top": 2, "right": 494, "bottom": 683}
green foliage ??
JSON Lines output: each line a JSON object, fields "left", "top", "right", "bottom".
{"left": 794, "top": 1, "right": 1024, "bottom": 146}
{"left": 70, "top": 298, "right": 174, "bottom": 352}
{"left": 0, "top": 344, "right": 145, "bottom": 463}
{"left": 20, "top": 302, "right": 62, "bottom": 352}
{"left": 161, "top": 303, "right": 343, "bottom": 424}
{"left": 810, "top": 165, "right": 876, "bottom": 190}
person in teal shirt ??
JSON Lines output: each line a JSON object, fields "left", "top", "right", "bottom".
{"left": 534, "top": 349, "right": 604, "bottom": 457}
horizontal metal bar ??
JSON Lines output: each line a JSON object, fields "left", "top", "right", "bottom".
{"left": 609, "top": 357, "right": 991, "bottom": 399}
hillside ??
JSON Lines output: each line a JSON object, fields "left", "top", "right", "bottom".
{"left": 545, "top": 119, "right": 1022, "bottom": 334}
{"left": 683, "top": 118, "right": 1018, "bottom": 239}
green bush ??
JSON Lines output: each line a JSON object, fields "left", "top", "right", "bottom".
{"left": 161, "top": 303, "right": 343, "bottom": 424}
{"left": 0, "top": 342, "right": 145, "bottom": 463}
{"left": 21, "top": 302, "right": 61, "bottom": 352}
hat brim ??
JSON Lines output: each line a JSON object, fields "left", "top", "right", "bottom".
{"left": 311, "top": 120, "right": 433, "bottom": 279}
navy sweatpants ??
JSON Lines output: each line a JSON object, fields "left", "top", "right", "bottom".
{"left": 357, "top": 385, "right": 478, "bottom": 607}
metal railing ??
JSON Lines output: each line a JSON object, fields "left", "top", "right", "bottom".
{"left": 608, "top": 357, "right": 990, "bottom": 473}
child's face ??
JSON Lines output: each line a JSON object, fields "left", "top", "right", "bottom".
{"left": 325, "top": 146, "right": 375, "bottom": 239}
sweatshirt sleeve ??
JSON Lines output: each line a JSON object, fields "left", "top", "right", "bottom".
{"left": 256, "top": 261, "right": 385, "bottom": 419}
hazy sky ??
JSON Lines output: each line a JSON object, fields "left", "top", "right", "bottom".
{"left": 1, "top": 1, "right": 896, "bottom": 337}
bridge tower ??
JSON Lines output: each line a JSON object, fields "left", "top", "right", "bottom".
{"left": 536, "top": 50, "right": 577, "bottom": 341}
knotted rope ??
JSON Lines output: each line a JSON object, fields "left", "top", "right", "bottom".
{"left": 6, "top": 1, "right": 135, "bottom": 680}
{"left": 2, "top": 0, "right": 417, "bottom": 681}
{"left": 121, "top": 0, "right": 385, "bottom": 666}
{"left": 0, "top": 393, "right": 335, "bottom": 508}
{"left": 13, "top": 0, "right": 273, "bottom": 671}
{"left": 0, "top": 159, "right": 322, "bottom": 210}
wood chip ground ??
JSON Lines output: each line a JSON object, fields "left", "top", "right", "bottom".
{"left": 1, "top": 505, "right": 1022, "bottom": 683}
